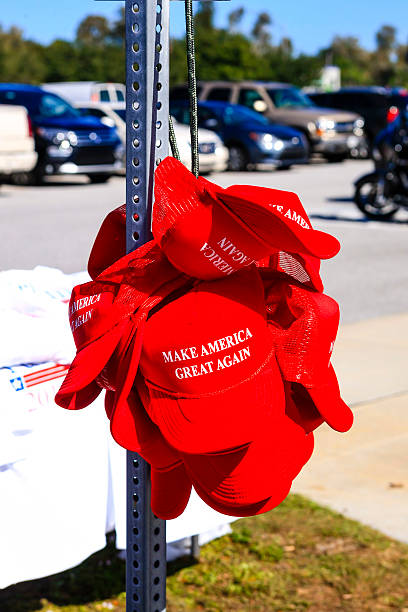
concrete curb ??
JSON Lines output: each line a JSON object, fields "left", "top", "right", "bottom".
{"left": 291, "top": 312, "right": 408, "bottom": 543}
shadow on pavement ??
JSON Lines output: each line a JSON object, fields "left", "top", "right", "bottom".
{"left": 311, "top": 212, "right": 408, "bottom": 225}
{"left": 326, "top": 196, "right": 355, "bottom": 203}
{"left": 0, "top": 533, "right": 197, "bottom": 612}
{"left": 0, "top": 537, "right": 125, "bottom": 612}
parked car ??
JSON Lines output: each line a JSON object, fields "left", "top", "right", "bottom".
{"left": 308, "top": 87, "right": 408, "bottom": 147}
{"left": 170, "top": 100, "right": 308, "bottom": 171}
{"left": 0, "top": 105, "right": 37, "bottom": 182}
{"left": 0, "top": 84, "right": 124, "bottom": 184}
{"left": 75, "top": 101, "right": 229, "bottom": 174}
{"left": 171, "top": 81, "right": 365, "bottom": 162}
{"left": 42, "top": 81, "right": 126, "bottom": 105}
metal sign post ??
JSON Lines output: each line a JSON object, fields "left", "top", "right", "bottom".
{"left": 125, "top": 2, "right": 169, "bottom": 610}
{"left": 97, "top": 1, "right": 228, "bottom": 609}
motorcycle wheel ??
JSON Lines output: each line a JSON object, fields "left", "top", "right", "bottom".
{"left": 354, "top": 175, "right": 399, "bottom": 220}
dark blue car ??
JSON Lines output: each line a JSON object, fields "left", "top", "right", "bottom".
{"left": 0, "top": 83, "right": 124, "bottom": 184}
{"left": 170, "top": 100, "right": 308, "bottom": 171}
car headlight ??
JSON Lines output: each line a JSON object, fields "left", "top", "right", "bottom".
{"left": 316, "top": 118, "right": 336, "bottom": 132}
{"left": 353, "top": 117, "right": 365, "bottom": 136}
{"left": 36, "top": 127, "right": 78, "bottom": 146}
{"left": 250, "top": 132, "right": 284, "bottom": 151}
{"left": 46, "top": 143, "right": 73, "bottom": 158}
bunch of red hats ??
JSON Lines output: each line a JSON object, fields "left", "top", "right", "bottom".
{"left": 55, "top": 156, "right": 353, "bottom": 520}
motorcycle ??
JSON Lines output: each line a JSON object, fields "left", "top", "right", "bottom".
{"left": 354, "top": 116, "right": 408, "bottom": 220}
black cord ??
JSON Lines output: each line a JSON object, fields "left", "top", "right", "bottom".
{"left": 168, "top": 114, "right": 181, "bottom": 161}
{"left": 184, "top": 0, "right": 199, "bottom": 177}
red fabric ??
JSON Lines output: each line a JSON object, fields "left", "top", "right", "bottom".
{"left": 153, "top": 157, "right": 340, "bottom": 282}
{"left": 88, "top": 204, "right": 126, "bottom": 280}
{"left": 55, "top": 158, "right": 352, "bottom": 520}
{"left": 138, "top": 267, "right": 285, "bottom": 453}
{"left": 180, "top": 417, "right": 314, "bottom": 511}
{"left": 106, "top": 387, "right": 192, "bottom": 520}
{"left": 265, "top": 280, "right": 353, "bottom": 432}
{"left": 55, "top": 241, "right": 192, "bottom": 411}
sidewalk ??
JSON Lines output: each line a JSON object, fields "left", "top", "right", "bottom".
{"left": 291, "top": 312, "right": 408, "bottom": 543}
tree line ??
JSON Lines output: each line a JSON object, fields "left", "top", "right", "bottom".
{"left": 1, "top": 2, "right": 407, "bottom": 89}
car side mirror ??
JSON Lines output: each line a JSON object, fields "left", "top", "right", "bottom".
{"left": 253, "top": 100, "right": 267, "bottom": 113}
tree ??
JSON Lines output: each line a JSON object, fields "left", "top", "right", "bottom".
{"left": 76, "top": 15, "right": 110, "bottom": 47}
{"left": 194, "top": 1, "right": 215, "bottom": 33}
{"left": 375, "top": 25, "right": 397, "bottom": 56}
{"left": 373, "top": 25, "right": 398, "bottom": 85}
{"left": 0, "top": 26, "right": 46, "bottom": 83}
{"left": 42, "top": 40, "right": 79, "bottom": 82}
{"left": 251, "top": 12, "right": 272, "bottom": 50}
{"left": 228, "top": 8, "right": 245, "bottom": 33}
{"left": 319, "top": 36, "right": 371, "bottom": 85}
{"left": 110, "top": 7, "right": 125, "bottom": 47}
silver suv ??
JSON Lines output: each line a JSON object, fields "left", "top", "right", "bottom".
{"left": 171, "top": 81, "right": 365, "bottom": 162}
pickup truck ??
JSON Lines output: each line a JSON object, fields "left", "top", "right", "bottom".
{"left": 0, "top": 105, "right": 37, "bottom": 181}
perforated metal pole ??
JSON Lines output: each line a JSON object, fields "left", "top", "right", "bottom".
{"left": 97, "top": 1, "right": 228, "bottom": 609}
{"left": 125, "top": 4, "right": 169, "bottom": 610}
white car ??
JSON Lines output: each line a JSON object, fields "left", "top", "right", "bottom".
{"left": 75, "top": 102, "right": 229, "bottom": 174}
{"left": 0, "top": 105, "right": 37, "bottom": 180}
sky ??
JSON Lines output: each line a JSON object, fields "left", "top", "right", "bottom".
{"left": 1, "top": 0, "right": 407, "bottom": 56}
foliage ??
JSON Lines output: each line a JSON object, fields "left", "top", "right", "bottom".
{"left": 2, "top": 495, "right": 408, "bottom": 611}
{"left": 0, "top": 9, "right": 408, "bottom": 89}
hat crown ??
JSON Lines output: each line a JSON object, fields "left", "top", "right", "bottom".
{"left": 140, "top": 268, "right": 274, "bottom": 396}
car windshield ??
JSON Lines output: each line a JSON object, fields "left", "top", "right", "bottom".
{"left": 0, "top": 90, "right": 81, "bottom": 118}
{"left": 221, "top": 105, "right": 269, "bottom": 125}
{"left": 267, "top": 88, "right": 315, "bottom": 109}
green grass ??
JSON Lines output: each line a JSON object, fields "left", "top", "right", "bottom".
{"left": 2, "top": 495, "right": 408, "bottom": 612}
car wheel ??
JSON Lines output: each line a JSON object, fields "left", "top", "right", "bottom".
{"left": 325, "top": 153, "right": 347, "bottom": 163}
{"left": 227, "top": 146, "right": 248, "bottom": 172}
{"left": 354, "top": 175, "right": 399, "bottom": 220}
{"left": 11, "top": 168, "right": 44, "bottom": 186}
{"left": 88, "top": 174, "right": 111, "bottom": 184}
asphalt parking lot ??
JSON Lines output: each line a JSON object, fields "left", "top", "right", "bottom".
{"left": 1, "top": 159, "right": 407, "bottom": 324}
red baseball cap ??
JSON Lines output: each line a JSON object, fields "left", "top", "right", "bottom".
{"left": 106, "top": 386, "right": 192, "bottom": 520}
{"left": 180, "top": 417, "right": 314, "bottom": 517}
{"left": 265, "top": 281, "right": 353, "bottom": 432}
{"left": 88, "top": 204, "right": 126, "bottom": 279}
{"left": 153, "top": 157, "right": 340, "bottom": 281}
{"left": 259, "top": 251, "right": 324, "bottom": 293}
{"left": 55, "top": 242, "right": 191, "bottom": 411}
{"left": 137, "top": 267, "right": 285, "bottom": 454}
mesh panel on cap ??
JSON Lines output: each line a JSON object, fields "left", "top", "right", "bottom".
{"left": 153, "top": 159, "right": 205, "bottom": 243}
{"left": 268, "top": 287, "right": 317, "bottom": 384}
{"left": 277, "top": 252, "right": 311, "bottom": 285}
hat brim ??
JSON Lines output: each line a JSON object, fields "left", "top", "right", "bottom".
{"left": 155, "top": 157, "right": 339, "bottom": 263}
{"left": 284, "top": 381, "right": 325, "bottom": 434}
{"left": 306, "top": 365, "right": 353, "bottom": 432}
{"left": 55, "top": 321, "right": 127, "bottom": 410}
{"left": 107, "top": 389, "right": 192, "bottom": 520}
{"left": 88, "top": 204, "right": 126, "bottom": 280}
{"left": 218, "top": 189, "right": 340, "bottom": 260}
{"left": 142, "top": 353, "right": 285, "bottom": 454}
{"left": 151, "top": 462, "right": 192, "bottom": 520}
{"left": 181, "top": 419, "right": 313, "bottom": 515}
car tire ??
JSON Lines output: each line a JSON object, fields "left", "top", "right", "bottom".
{"left": 227, "top": 146, "right": 248, "bottom": 172}
{"left": 325, "top": 153, "right": 347, "bottom": 163}
{"left": 354, "top": 174, "right": 399, "bottom": 221}
{"left": 88, "top": 174, "right": 111, "bottom": 184}
{"left": 11, "top": 167, "right": 44, "bottom": 186}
